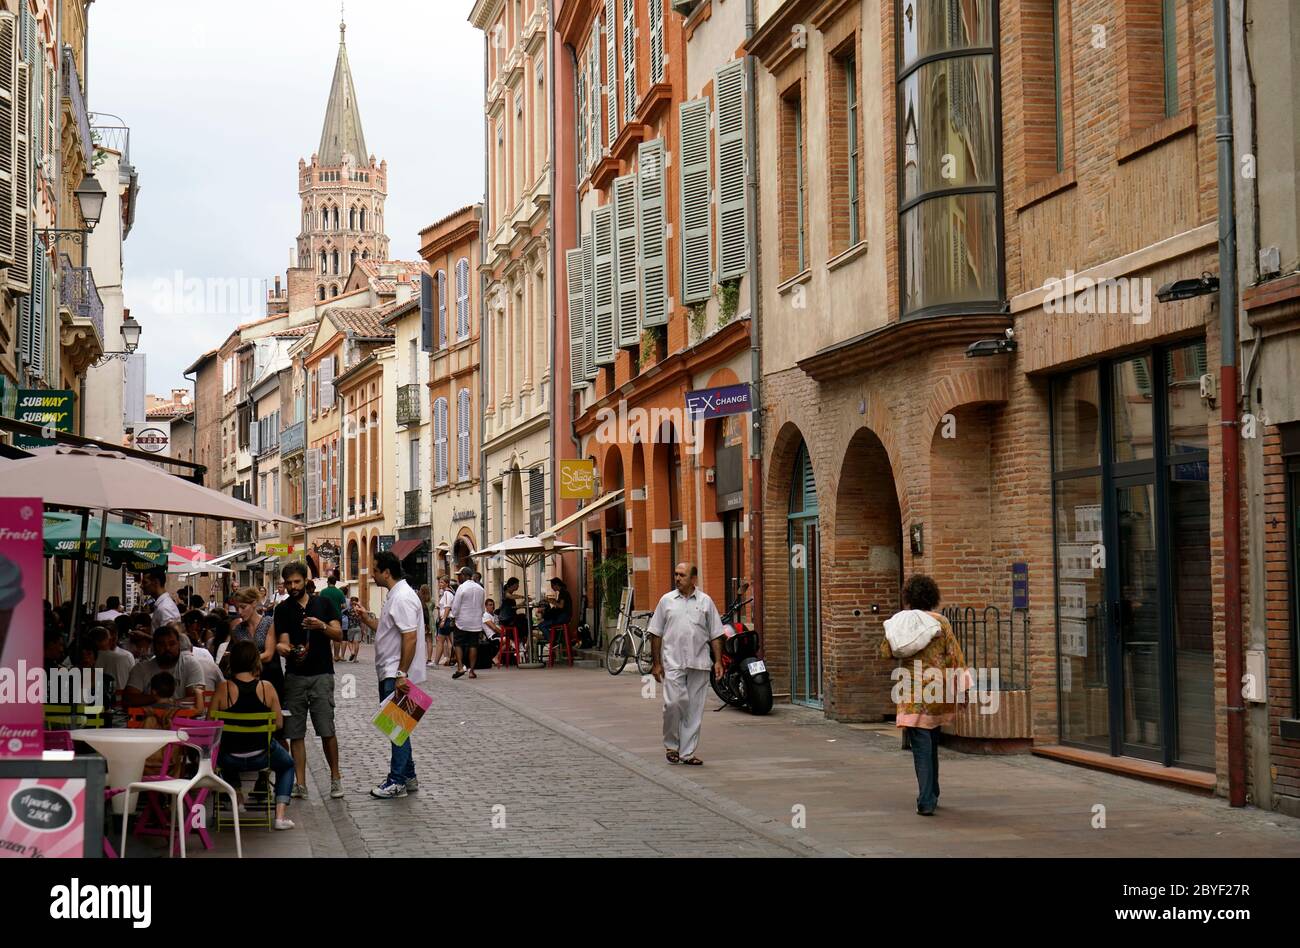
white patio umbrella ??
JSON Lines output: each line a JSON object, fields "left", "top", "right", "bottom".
{"left": 472, "top": 534, "right": 578, "bottom": 660}
{"left": 0, "top": 444, "right": 295, "bottom": 632}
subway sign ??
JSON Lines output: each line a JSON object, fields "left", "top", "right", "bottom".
{"left": 15, "top": 390, "right": 75, "bottom": 447}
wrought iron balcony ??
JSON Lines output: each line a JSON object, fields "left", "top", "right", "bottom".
{"left": 404, "top": 489, "right": 421, "bottom": 525}
{"left": 280, "top": 421, "right": 305, "bottom": 457}
{"left": 61, "top": 47, "right": 92, "bottom": 167}
{"left": 58, "top": 253, "right": 103, "bottom": 343}
{"left": 396, "top": 383, "right": 421, "bottom": 427}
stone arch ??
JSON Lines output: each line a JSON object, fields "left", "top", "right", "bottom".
{"left": 762, "top": 420, "right": 815, "bottom": 703}
{"left": 922, "top": 365, "right": 1009, "bottom": 440}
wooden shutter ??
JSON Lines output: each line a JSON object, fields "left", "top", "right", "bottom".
{"left": 565, "top": 246, "right": 587, "bottom": 391}
{"left": 622, "top": 0, "right": 636, "bottom": 122}
{"left": 637, "top": 138, "right": 668, "bottom": 327}
{"left": 44, "top": 59, "right": 53, "bottom": 180}
{"left": 319, "top": 356, "right": 334, "bottom": 408}
{"left": 249, "top": 415, "right": 261, "bottom": 456}
{"left": 11, "top": 60, "right": 30, "bottom": 294}
{"left": 434, "top": 397, "right": 448, "bottom": 486}
{"left": 715, "top": 59, "right": 749, "bottom": 281}
{"left": 0, "top": 12, "right": 16, "bottom": 266}
{"left": 649, "top": 0, "right": 664, "bottom": 85}
{"left": 305, "top": 448, "right": 321, "bottom": 523}
{"left": 456, "top": 257, "right": 470, "bottom": 339}
{"left": 26, "top": 9, "right": 38, "bottom": 178}
{"left": 613, "top": 174, "right": 640, "bottom": 347}
{"left": 27, "top": 245, "right": 43, "bottom": 377}
{"left": 420, "top": 272, "right": 433, "bottom": 351}
{"left": 581, "top": 225, "right": 597, "bottom": 380}
{"left": 592, "top": 203, "right": 615, "bottom": 365}
{"left": 605, "top": 0, "right": 618, "bottom": 148}
{"left": 576, "top": 63, "right": 587, "bottom": 175}
{"left": 437, "top": 270, "right": 448, "bottom": 348}
{"left": 529, "top": 466, "right": 545, "bottom": 522}
{"left": 679, "top": 98, "right": 712, "bottom": 303}
{"left": 589, "top": 22, "right": 603, "bottom": 167}
{"left": 457, "top": 388, "right": 471, "bottom": 481}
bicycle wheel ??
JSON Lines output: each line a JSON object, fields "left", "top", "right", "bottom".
{"left": 605, "top": 633, "right": 630, "bottom": 675}
{"left": 635, "top": 631, "right": 654, "bottom": 675}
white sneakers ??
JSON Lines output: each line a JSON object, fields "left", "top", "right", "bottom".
{"left": 274, "top": 818, "right": 296, "bottom": 830}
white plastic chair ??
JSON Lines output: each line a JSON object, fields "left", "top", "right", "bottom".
{"left": 119, "top": 723, "right": 242, "bottom": 858}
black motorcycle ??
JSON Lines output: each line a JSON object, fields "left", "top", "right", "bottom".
{"left": 710, "top": 583, "right": 773, "bottom": 715}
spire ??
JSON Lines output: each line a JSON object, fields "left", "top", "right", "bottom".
{"left": 317, "top": 14, "right": 368, "bottom": 167}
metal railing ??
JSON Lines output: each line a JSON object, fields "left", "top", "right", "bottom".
{"left": 396, "top": 383, "right": 421, "bottom": 427}
{"left": 941, "top": 605, "right": 1030, "bottom": 691}
{"left": 58, "top": 253, "right": 103, "bottom": 343}
{"left": 89, "top": 115, "right": 130, "bottom": 165}
{"left": 61, "top": 47, "right": 92, "bottom": 166}
{"left": 404, "top": 489, "right": 421, "bottom": 525}
{"left": 280, "top": 421, "right": 305, "bottom": 456}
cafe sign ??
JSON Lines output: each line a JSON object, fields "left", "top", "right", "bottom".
{"left": 15, "top": 390, "right": 74, "bottom": 447}
{"left": 559, "top": 459, "right": 595, "bottom": 499}
{"left": 134, "top": 426, "right": 171, "bottom": 454}
{"left": 265, "top": 543, "right": 296, "bottom": 556}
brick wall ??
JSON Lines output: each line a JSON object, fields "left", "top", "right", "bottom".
{"left": 1262, "top": 427, "right": 1300, "bottom": 800}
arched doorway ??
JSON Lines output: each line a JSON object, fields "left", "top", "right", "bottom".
{"left": 788, "top": 441, "right": 823, "bottom": 708}
{"left": 595, "top": 446, "right": 628, "bottom": 631}
{"left": 453, "top": 535, "right": 473, "bottom": 577}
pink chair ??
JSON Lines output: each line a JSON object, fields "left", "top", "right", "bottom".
{"left": 43, "top": 730, "right": 74, "bottom": 752}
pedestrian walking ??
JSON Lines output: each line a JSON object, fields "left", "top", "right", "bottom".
{"left": 435, "top": 577, "right": 454, "bottom": 667}
{"left": 321, "top": 574, "right": 347, "bottom": 662}
{"left": 352, "top": 551, "right": 426, "bottom": 799}
{"left": 420, "top": 584, "right": 436, "bottom": 668}
{"left": 450, "top": 566, "right": 485, "bottom": 679}
{"left": 272, "top": 562, "right": 345, "bottom": 800}
{"left": 878, "top": 574, "right": 971, "bottom": 816}
{"left": 648, "top": 563, "right": 725, "bottom": 766}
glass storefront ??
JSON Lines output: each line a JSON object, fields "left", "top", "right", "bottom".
{"left": 1051, "top": 340, "right": 1214, "bottom": 769}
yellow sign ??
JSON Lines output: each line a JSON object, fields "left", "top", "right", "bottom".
{"left": 265, "top": 543, "right": 296, "bottom": 556}
{"left": 559, "top": 459, "right": 596, "bottom": 499}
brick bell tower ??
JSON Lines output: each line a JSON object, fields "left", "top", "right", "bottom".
{"left": 297, "top": 15, "right": 390, "bottom": 302}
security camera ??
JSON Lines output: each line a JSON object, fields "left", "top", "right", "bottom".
{"left": 1005, "top": 327, "right": 1015, "bottom": 340}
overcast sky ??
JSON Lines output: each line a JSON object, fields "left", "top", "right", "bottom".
{"left": 92, "top": 0, "right": 485, "bottom": 393}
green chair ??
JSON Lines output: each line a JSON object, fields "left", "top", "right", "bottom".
{"left": 44, "top": 704, "right": 106, "bottom": 729}
{"left": 211, "top": 711, "right": 277, "bottom": 830}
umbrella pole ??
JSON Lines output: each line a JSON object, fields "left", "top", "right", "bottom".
{"left": 90, "top": 510, "right": 109, "bottom": 622}
{"left": 70, "top": 509, "right": 90, "bottom": 640}
{"left": 521, "top": 561, "right": 533, "bottom": 663}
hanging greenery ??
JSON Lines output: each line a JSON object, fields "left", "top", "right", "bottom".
{"left": 592, "top": 553, "right": 629, "bottom": 618}
{"left": 718, "top": 278, "right": 741, "bottom": 326}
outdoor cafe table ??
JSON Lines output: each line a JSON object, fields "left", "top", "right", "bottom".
{"left": 68, "top": 728, "right": 180, "bottom": 815}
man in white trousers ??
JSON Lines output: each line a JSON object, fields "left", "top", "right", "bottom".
{"left": 648, "top": 563, "right": 725, "bottom": 766}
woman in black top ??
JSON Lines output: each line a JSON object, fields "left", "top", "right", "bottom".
{"left": 535, "top": 577, "right": 574, "bottom": 641}
{"left": 498, "top": 577, "right": 524, "bottom": 638}
{"left": 208, "top": 641, "right": 296, "bottom": 830}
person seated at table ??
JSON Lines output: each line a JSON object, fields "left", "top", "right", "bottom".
{"left": 43, "top": 624, "right": 65, "bottom": 673}
{"left": 482, "top": 599, "right": 505, "bottom": 668}
{"left": 181, "top": 610, "right": 225, "bottom": 694}
{"left": 208, "top": 641, "right": 296, "bottom": 830}
{"left": 123, "top": 626, "right": 206, "bottom": 708}
{"left": 498, "top": 577, "right": 524, "bottom": 636}
{"left": 534, "top": 577, "right": 574, "bottom": 643}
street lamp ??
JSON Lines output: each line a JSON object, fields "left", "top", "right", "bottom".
{"left": 35, "top": 174, "right": 109, "bottom": 248}
{"left": 92, "top": 313, "right": 143, "bottom": 366}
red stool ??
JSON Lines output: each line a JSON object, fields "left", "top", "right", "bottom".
{"left": 546, "top": 623, "right": 576, "bottom": 667}
{"left": 497, "top": 623, "right": 522, "bottom": 668}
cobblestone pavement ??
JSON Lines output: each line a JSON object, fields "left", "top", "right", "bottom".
{"left": 301, "top": 654, "right": 808, "bottom": 857}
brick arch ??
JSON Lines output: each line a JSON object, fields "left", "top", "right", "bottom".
{"left": 702, "top": 365, "right": 740, "bottom": 390}
{"left": 761, "top": 420, "right": 814, "bottom": 705}
{"left": 922, "top": 365, "right": 1009, "bottom": 441}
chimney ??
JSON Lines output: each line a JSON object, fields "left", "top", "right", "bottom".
{"left": 275, "top": 275, "right": 282, "bottom": 296}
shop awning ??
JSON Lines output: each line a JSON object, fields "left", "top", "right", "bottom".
{"left": 206, "top": 545, "right": 255, "bottom": 567}
{"left": 538, "top": 489, "right": 624, "bottom": 539}
{"left": 391, "top": 539, "right": 427, "bottom": 561}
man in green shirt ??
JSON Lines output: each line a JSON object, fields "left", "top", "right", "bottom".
{"left": 322, "top": 574, "right": 347, "bottom": 661}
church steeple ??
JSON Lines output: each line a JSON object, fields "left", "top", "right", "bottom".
{"left": 317, "top": 14, "right": 368, "bottom": 167}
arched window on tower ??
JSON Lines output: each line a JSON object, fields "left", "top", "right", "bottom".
{"left": 318, "top": 286, "right": 326, "bottom": 301}
{"left": 351, "top": 249, "right": 358, "bottom": 270}
{"left": 333, "top": 207, "right": 340, "bottom": 230}
{"left": 319, "top": 250, "right": 327, "bottom": 274}
{"left": 362, "top": 249, "right": 370, "bottom": 260}
{"left": 331, "top": 284, "right": 339, "bottom": 298}
{"left": 332, "top": 250, "right": 340, "bottom": 275}
{"left": 321, "top": 207, "right": 329, "bottom": 230}
{"left": 349, "top": 207, "right": 357, "bottom": 230}
{"left": 359, "top": 207, "right": 367, "bottom": 230}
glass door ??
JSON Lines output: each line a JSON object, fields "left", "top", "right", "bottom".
{"left": 788, "top": 443, "right": 823, "bottom": 708}
{"left": 1112, "top": 477, "right": 1163, "bottom": 760}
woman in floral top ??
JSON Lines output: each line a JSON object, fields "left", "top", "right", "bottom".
{"left": 879, "top": 575, "right": 970, "bottom": 815}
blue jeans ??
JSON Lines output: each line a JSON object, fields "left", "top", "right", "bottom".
{"left": 378, "top": 677, "right": 416, "bottom": 785}
{"left": 908, "top": 726, "right": 941, "bottom": 812}
{"left": 218, "top": 740, "right": 296, "bottom": 804}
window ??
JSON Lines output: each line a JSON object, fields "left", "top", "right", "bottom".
{"left": 846, "top": 53, "right": 860, "bottom": 245}
{"left": 349, "top": 207, "right": 357, "bottom": 229}
{"left": 433, "top": 397, "right": 449, "bottom": 486}
{"left": 1023, "top": 0, "right": 1066, "bottom": 183}
{"left": 318, "top": 286, "right": 326, "bottom": 301}
{"left": 409, "top": 339, "right": 418, "bottom": 382}
{"left": 350, "top": 249, "right": 358, "bottom": 270}
{"left": 779, "top": 86, "right": 807, "bottom": 277}
{"left": 319, "top": 251, "right": 328, "bottom": 274}
{"left": 897, "top": 0, "right": 1001, "bottom": 318}
{"left": 332, "top": 250, "right": 340, "bottom": 275}
{"left": 1161, "top": 0, "right": 1178, "bottom": 118}
{"left": 828, "top": 46, "right": 862, "bottom": 253}
{"left": 456, "top": 258, "right": 471, "bottom": 340}
{"left": 1122, "top": 0, "right": 1180, "bottom": 134}
{"left": 457, "top": 388, "right": 471, "bottom": 481}
{"left": 437, "top": 270, "right": 448, "bottom": 348}
{"left": 359, "top": 207, "right": 367, "bottom": 230}
{"left": 409, "top": 433, "right": 420, "bottom": 489}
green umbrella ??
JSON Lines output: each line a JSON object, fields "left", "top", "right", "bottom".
{"left": 43, "top": 511, "right": 171, "bottom": 569}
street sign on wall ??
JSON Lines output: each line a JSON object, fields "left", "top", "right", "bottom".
{"left": 559, "top": 459, "right": 596, "bottom": 499}
{"left": 15, "top": 390, "right": 74, "bottom": 447}
{"left": 685, "top": 383, "right": 751, "bottom": 421}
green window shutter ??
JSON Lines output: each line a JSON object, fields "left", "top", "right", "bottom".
{"left": 605, "top": 0, "right": 618, "bottom": 147}
{"left": 638, "top": 138, "right": 668, "bottom": 327}
{"left": 613, "top": 174, "right": 640, "bottom": 347}
{"left": 566, "top": 246, "right": 587, "bottom": 391}
{"left": 715, "top": 60, "right": 747, "bottom": 281}
{"left": 622, "top": 0, "right": 636, "bottom": 122}
{"left": 582, "top": 221, "right": 598, "bottom": 380}
{"left": 592, "top": 203, "right": 616, "bottom": 365}
{"left": 679, "top": 97, "right": 712, "bottom": 304}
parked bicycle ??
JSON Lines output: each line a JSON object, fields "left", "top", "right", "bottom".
{"left": 605, "top": 606, "right": 654, "bottom": 676}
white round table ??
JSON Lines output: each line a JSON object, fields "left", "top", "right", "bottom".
{"left": 68, "top": 728, "right": 180, "bottom": 815}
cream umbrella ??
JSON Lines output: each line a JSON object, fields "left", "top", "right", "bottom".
{"left": 472, "top": 534, "right": 578, "bottom": 661}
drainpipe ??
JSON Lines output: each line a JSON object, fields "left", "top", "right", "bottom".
{"left": 565, "top": 41, "right": 587, "bottom": 625}
{"left": 479, "top": 28, "right": 489, "bottom": 578}
{"left": 184, "top": 367, "right": 197, "bottom": 548}
{"left": 743, "top": 0, "right": 764, "bottom": 636}
{"left": 1213, "top": 0, "right": 1245, "bottom": 808}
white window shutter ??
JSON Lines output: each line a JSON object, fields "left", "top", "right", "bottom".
{"left": 27, "top": 246, "right": 43, "bottom": 377}
{"left": 715, "top": 59, "right": 749, "bottom": 281}
{"left": 592, "top": 203, "right": 616, "bottom": 365}
{"left": 576, "top": 67, "right": 587, "bottom": 175}
{"left": 437, "top": 270, "right": 448, "bottom": 348}
{"left": 581, "top": 225, "right": 597, "bottom": 380}
{"left": 589, "top": 24, "right": 603, "bottom": 169}
{"left": 11, "top": 59, "right": 30, "bottom": 295}
{"left": 637, "top": 138, "right": 668, "bottom": 327}
{"left": 319, "top": 357, "right": 334, "bottom": 407}
{"left": 605, "top": 0, "right": 618, "bottom": 148}
{"left": 250, "top": 416, "right": 261, "bottom": 456}
{"left": 27, "top": 17, "right": 38, "bottom": 176}
{"left": 621, "top": 0, "right": 636, "bottom": 122}
{"left": 679, "top": 98, "right": 712, "bottom": 304}
{"left": 565, "top": 246, "right": 587, "bottom": 391}
{"left": 456, "top": 258, "right": 470, "bottom": 339}
{"left": 613, "top": 174, "right": 640, "bottom": 348}
{"left": 0, "top": 12, "right": 16, "bottom": 266}
{"left": 305, "top": 448, "right": 321, "bottom": 523}
{"left": 457, "top": 388, "right": 471, "bottom": 481}
{"left": 649, "top": 0, "right": 664, "bottom": 85}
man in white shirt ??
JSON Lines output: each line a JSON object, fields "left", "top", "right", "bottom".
{"left": 648, "top": 563, "right": 726, "bottom": 766}
{"left": 140, "top": 567, "right": 181, "bottom": 631}
{"left": 450, "top": 567, "right": 486, "bottom": 680}
{"left": 352, "top": 550, "right": 425, "bottom": 799}
{"left": 95, "top": 596, "right": 124, "bottom": 623}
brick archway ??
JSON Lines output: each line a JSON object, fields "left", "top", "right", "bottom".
{"left": 762, "top": 421, "right": 814, "bottom": 703}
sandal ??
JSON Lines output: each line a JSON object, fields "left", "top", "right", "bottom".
{"left": 680, "top": 756, "right": 704, "bottom": 766}
{"left": 665, "top": 750, "right": 680, "bottom": 764}
{"left": 452, "top": 670, "right": 465, "bottom": 680}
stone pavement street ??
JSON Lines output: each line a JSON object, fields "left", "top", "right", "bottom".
{"left": 190, "top": 646, "right": 1300, "bottom": 858}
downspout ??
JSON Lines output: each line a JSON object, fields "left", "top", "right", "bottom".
{"left": 184, "top": 367, "right": 197, "bottom": 548}
{"left": 479, "top": 28, "right": 489, "bottom": 579}
{"left": 743, "top": 0, "right": 764, "bottom": 637}
{"left": 1213, "top": 0, "right": 1245, "bottom": 807}
{"left": 566, "top": 40, "right": 586, "bottom": 626}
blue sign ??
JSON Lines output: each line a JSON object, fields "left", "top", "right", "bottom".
{"left": 685, "top": 383, "right": 752, "bottom": 421}
{"left": 1011, "top": 562, "right": 1029, "bottom": 610}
